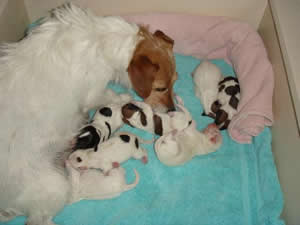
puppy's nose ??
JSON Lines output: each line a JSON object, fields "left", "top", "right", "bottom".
{"left": 167, "top": 106, "right": 176, "bottom": 112}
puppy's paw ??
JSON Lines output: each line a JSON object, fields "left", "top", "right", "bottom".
{"left": 203, "top": 123, "right": 222, "bottom": 147}
{"left": 141, "top": 156, "right": 148, "bottom": 164}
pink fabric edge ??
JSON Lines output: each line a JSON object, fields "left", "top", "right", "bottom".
{"left": 122, "top": 13, "right": 274, "bottom": 144}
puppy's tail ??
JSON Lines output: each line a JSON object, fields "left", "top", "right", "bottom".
{"left": 123, "top": 169, "right": 140, "bottom": 191}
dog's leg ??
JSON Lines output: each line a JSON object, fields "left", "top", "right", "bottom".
{"left": 65, "top": 160, "right": 81, "bottom": 204}
{"left": 19, "top": 171, "right": 70, "bottom": 225}
{"left": 0, "top": 208, "right": 21, "bottom": 222}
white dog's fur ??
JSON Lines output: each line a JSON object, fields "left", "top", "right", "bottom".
{"left": 68, "top": 132, "right": 148, "bottom": 174}
{"left": 192, "top": 60, "right": 222, "bottom": 116}
{"left": 65, "top": 160, "right": 139, "bottom": 204}
{"left": 0, "top": 4, "right": 143, "bottom": 225}
{"left": 155, "top": 122, "right": 222, "bottom": 166}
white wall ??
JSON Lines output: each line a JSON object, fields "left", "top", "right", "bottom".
{"left": 24, "top": 0, "right": 267, "bottom": 29}
{"left": 259, "top": 5, "right": 300, "bottom": 225}
{"left": 0, "top": 0, "right": 29, "bottom": 43}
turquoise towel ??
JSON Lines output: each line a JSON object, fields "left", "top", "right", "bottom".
{"left": 2, "top": 54, "right": 284, "bottom": 225}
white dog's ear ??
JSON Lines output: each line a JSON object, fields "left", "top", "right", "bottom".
{"left": 128, "top": 55, "right": 159, "bottom": 99}
{"left": 154, "top": 30, "right": 174, "bottom": 49}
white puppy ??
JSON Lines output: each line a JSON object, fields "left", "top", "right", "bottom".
{"left": 155, "top": 122, "right": 222, "bottom": 166}
{"left": 192, "top": 60, "right": 222, "bottom": 117}
{"left": 65, "top": 160, "right": 139, "bottom": 203}
{"left": 122, "top": 96, "right": 193, "bottom": 135}
{"left": 68, "top": 132, "right": 148, "bottom": 174}
{"left": 0, "top": 3, "right": 175, "bottom": 225}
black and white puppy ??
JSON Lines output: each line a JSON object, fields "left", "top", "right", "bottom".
{"left": 72, "top": 91, "right": 132, "bottom": 151}
{"left": 211, "top": 76, "right": 240, "bottom": 130}
{"left": 69, "top": 132, "right": 148, "bottom": 174}
{"left": 121, "top": 96, "right": 192, "bottom": 136}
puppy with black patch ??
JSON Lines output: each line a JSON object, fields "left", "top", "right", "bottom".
{"left": 68, "top": 132, "right": 148, "bottom": 174}
{"left": 211, "top": 76, "right": 240, "bottom": 130}
{"left": 122, "top": 96, "right": 192, "bottom": 136}
{"left": 65, "top": 160, "right": 139, "bottom": 203}
{"left": 72, "top": 90, "right": 132, "bottom": 151}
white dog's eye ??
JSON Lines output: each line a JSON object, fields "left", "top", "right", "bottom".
{"left": 155, "top": 87, "right": 168, "bottom": 92}
{"left": 188, "top": 120, "right": 192, "bottom": 126}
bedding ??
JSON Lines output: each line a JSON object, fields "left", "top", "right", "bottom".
{"left": 124, "top": 14, "right": 274, "bottom": 144}
{"left": 1, "top": 54, "right": 284, "bottom": 225}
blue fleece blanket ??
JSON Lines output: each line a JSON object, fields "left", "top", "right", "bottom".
{"left": 2, "top": 54, "right": 284, "bottom": 225}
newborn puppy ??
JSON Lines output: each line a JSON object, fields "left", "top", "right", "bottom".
{"left": 212, "top": 76, "right": 240, "bottom": 130}
{"left": 72, "top": 91, "right": 132, "bottom": 151}
{"left": 65, "top": 160, "right": 139, "bottom": 203}
{"left": 122, "top": 96, "right": 192, "bottom": 136}
{"left": 154, "top": 122, "right": 222, "bottom": 166}
{"left": 69, "top": 132, "right": 148, "bottom": 174}
{"left": 192, "top": 60, "right": 222, "bottom": 117}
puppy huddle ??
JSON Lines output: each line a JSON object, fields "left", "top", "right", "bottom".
{"left": 192, "top": 61, "right": 240, "bottom": 130}
{"left": 67, "top": 92, "right": 149, "bottom": 203}
{"left": 67, "top": 92, "right": 224, "bottom": 201}
{"left": 120, "top": 96, "right": 223, "bottom": 166}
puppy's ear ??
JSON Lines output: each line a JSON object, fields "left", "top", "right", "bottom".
{"left": 153, "top": 114, "right": 163, "bottom": 136}
{"left": 128, "top": 55, "right": 158, "bottom": 99}
{"left": 154, "top": 30, "right": 174, "bottom": 49}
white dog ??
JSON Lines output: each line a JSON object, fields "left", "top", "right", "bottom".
{"left": 155, "top": 122, "right": 222, "bottom": 166}
{"left": 65, "top": 160, "right": 139, "bottom": 203}
{"left": 68, "top": 132, "right": 148, "bottom": 174}
{"left": 0, "top": 3, "right": 176, "bottom": 225}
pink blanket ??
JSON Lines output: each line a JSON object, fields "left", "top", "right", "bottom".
{"left": 123, "top": 13, "right": 274, "bottom": 144}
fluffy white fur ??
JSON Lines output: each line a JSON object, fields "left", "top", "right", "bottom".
{"left": 68, "top": 132, "right": 148, "bottom": 174}
{"left": 0, "top": 3, "right": 141, "bottom": 225}
{"left": 154, "top": 123, "right": 222, "bottom": 166}
{"left": 65, "top": 161, "right": 139, "bottom": 204}
{"left": 192, "top": 60, "right": 222, "bottom": 115}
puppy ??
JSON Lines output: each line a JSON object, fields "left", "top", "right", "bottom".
{"left": 68, "top": 132, "right": 148, "bottom": 174}
{"left": 65, "top": 160, "right": 139, "bottom": 203}
{"left": 122, "top": 96, "right": 192, "bottom": 136}
{"left": 213, "top": 76, "right": 240, "bottom": 130}
{"left": 72, "top": 91, "right": 132, "bottom": 151}
{"left": 155, "top": 122, "right": 222, "bottom": 166}
{"left": 0, "top": 3, "right": 176, "bottom": 225}
{"left": 192, "top": 60, "right": 222, "bottom": 117}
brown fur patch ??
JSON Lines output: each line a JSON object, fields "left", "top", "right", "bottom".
{"left": 128, "top": 26, "right": 177, "bottom": 111}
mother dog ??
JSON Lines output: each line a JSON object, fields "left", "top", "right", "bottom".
{"left": 0, "top": 3, "right": 176, "bottom": 225}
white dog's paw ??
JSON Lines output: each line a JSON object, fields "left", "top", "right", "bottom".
{"left": 26, "top": 217, "right": 57, "bottom": 225}
{"left": 0, "top": 208, "right": 20, "bottom": 221}
{"left": 203, "top": 123, "right": 222, "bottom": 147}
